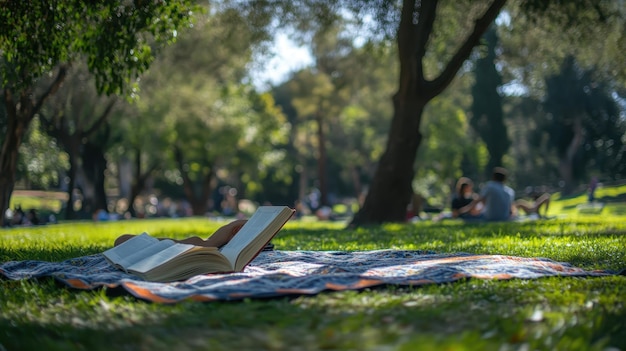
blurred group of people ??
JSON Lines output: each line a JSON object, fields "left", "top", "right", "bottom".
{"left": 3, "top": 206, "right": 54, "bottom": 227}
{"left": 442, "top": 167, "right": 551, "bottom": 223}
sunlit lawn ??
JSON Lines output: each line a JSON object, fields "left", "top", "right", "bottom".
{"left": 1, "top": 190, "right": 626, "bottom": 351}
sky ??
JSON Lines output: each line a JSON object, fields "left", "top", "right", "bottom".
{"left": 251, "top": 33, "right": 313, "bottom": 90}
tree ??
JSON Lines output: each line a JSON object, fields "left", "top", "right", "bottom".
{"left": 492, "top": 0, "right": 626, "bottom": 191}
{"left": 189, "top": 0, "right": 625, "bottom": 224}
{"left": 504, "top": 94, "right": 560, "bottom": 189}
{"left": 349, "top": 1, "right": 507, "bottom": 226}
{"left": 39, "top": 64, "right": 118, "bottom": 219}
{"left": 107, "top": 98, "right": 166, "bottom": 218}
{"left": 0, "top": 1, "right": 195, "bottom": 224}
{"left": 122, "top": 7, "right": 286, "bottom": 215}
{"left": 288, "top": 70, "right": 332, "bottom": 208}
{"left": 16, "top": 117, "right": 69, "bottom": 190}
{"left": 540, "top": 56, "right": 625, "bottom": 193}
{"left": 340, "top": 0, "right": 622, "bottom": 225}
{"left": 470, "top": 26, "right": 509, "bottom": 177}
{"left": 328, "top": 42, "right": 397, "bottom": 203}
{"left": 273, "top": 36, "right": 398, "bottom": 210}
{"left": 415, "top": 78, "right": 479, "bottom": 208}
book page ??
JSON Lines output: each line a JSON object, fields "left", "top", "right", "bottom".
{"left": 115, "top": 239, "right": 179, "bottom": 269}
{"left": 219, "top": 206, "right": 293, "bottom": 270}
{"left": 127, "top": 242, "right": 195, "bottom": 274}
{"left": 103, "top": 233, "right": 159, "bottom": 268}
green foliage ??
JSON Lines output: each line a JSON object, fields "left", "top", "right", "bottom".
{"left": 503, "top": 1, "right": 626, "bottom": 89}
{"left": 541, "top": 57, "right": 626, "bottom": 181}
{"left": 416, "top": 76, "right": 476, "bottom": 204}
{"left": 108, "top": 5, "right": 286, "bottom": 204}
{"left": 332, "top": 42, "right": 396, "bottom": 178}
{"left": 0, "top": 0, "right": 197, "bottom": 95}
{"left": 17, "top": 117, "right": 69, "bottom": 189}
{"left": 494, "top": 2, "right": 626, "bottom": 190}
{"left": 274, "top": 36, "right": 397, "bottom": 202}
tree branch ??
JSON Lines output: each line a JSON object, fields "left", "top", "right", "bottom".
{"left": 131, "top": 162, "right": 160, "bottom": 199}
{"left": 414, "top": 0, "right": 439, "bottom": 84}
{"left": 428, "top": 0, "right": 507, "bottom": 99}
{"left": 31, "top": 65, "right": 69, "bottom": 116}
{"left": 397, "top": 0, "right": 440, "bottom": 98}
{"left": 37, "top": 110, "right": 62, "bottom": 140}
{"left": 82, "top": 98, "right": 117, "bottom": 138}
{"left": 397, "top": 0, "right": 416, "bottom": 65}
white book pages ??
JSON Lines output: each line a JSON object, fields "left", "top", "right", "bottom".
{"left": 127, "top": 242, "right": 195, "bottom": 274}
{"left": 103, "top": 233, "right": 157, "bottom": 267}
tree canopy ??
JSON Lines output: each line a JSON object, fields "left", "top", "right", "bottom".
{"left": 0, "top": 0, "right": 196, "bottom": 224}
{"left": 1, "top": 1, "right": 195, "bottom": 94}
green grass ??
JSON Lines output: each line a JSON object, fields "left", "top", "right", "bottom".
{"left": 1, "top": 188, "right": 626, "bottom": 350}
{"left": 548, "top": 183, "right": 626, "bottom": 216}
{"left": 10, "top": 190, "right": 67, "bottom": 213}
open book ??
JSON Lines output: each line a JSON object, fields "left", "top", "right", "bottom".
{"left": 103, "top": 206, "right": 295, "bottom": 282}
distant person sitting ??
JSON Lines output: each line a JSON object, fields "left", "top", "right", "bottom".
{"left": 514, "top": 192, "right": 551, "bottom": 218}
{"left": 9, "top": 207, "right": 27, "bottom": 226}
{"left": 315, "top": 206, "right": 335, "bottom": 221}
{"left": 451, "top": 177, "right": 483, "bottom": 220}
{"left": 476, "top": 167, "right": 515, "bottom": 222}
{"left": 26, "top": 209, "right": 40, "bottom": 226}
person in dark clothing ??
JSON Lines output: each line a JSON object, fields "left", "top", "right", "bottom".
{"left": 450, "top": 177, "right": 483, "bottom": 220}
{"left": 27, "top": 209, "right": 40, "bottom": 225}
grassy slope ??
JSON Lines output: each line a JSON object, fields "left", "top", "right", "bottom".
{"left": 1, "top": 190, "right": 625, "bottom": 351}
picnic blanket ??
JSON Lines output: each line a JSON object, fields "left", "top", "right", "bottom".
{"left": 0, "top": 250, "right": 619, "bottom": 303}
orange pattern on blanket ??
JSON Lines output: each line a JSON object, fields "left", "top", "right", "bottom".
{"left": 123, "top": 282, "right": 177, "bottom": 304}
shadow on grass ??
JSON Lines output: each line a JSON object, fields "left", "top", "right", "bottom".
{"left": 2, "top": 274, "right": 625, "bottom": 350}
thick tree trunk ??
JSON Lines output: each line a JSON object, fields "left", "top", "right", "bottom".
{"left": 0, "top": 66, "right": 67, "bottom": 224}
{"left": 0, "top": 177, "right": 14, "bottom": 226}
{"left": 81, "top": 142, "right": 109, "bottom": 215}
{"left": 349, "top": 0, "right": 506, "bottom": 227}
{"left": 351, "top": 98, "right": 426, "bottom": 225}
{"left": 0, "top": 115, "right": 28, "bottom": 226}
{"left": 65, "top": 153, "right": 79, "bottom": 219}
{"left": 183, "top": 173, "right": 212, "bottom": 216}
{"left": 1, "top": 89, "right": 35, "bottom": 225}
{"left": 174, "top": 146, "right": 213, "bottom": 216}
{"left": 127, "top": 149, "right": 158, "bottom": 217}
{"left": 40, "top": 94, "right": 116, "bottom": 219}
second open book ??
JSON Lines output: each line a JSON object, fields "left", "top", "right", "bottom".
{"left": 103, "top": 206, "right": 295, "bottom": 282}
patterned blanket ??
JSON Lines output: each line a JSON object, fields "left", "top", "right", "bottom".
{"left": 0, "top": 250, "right": 617, "bottom": 303}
